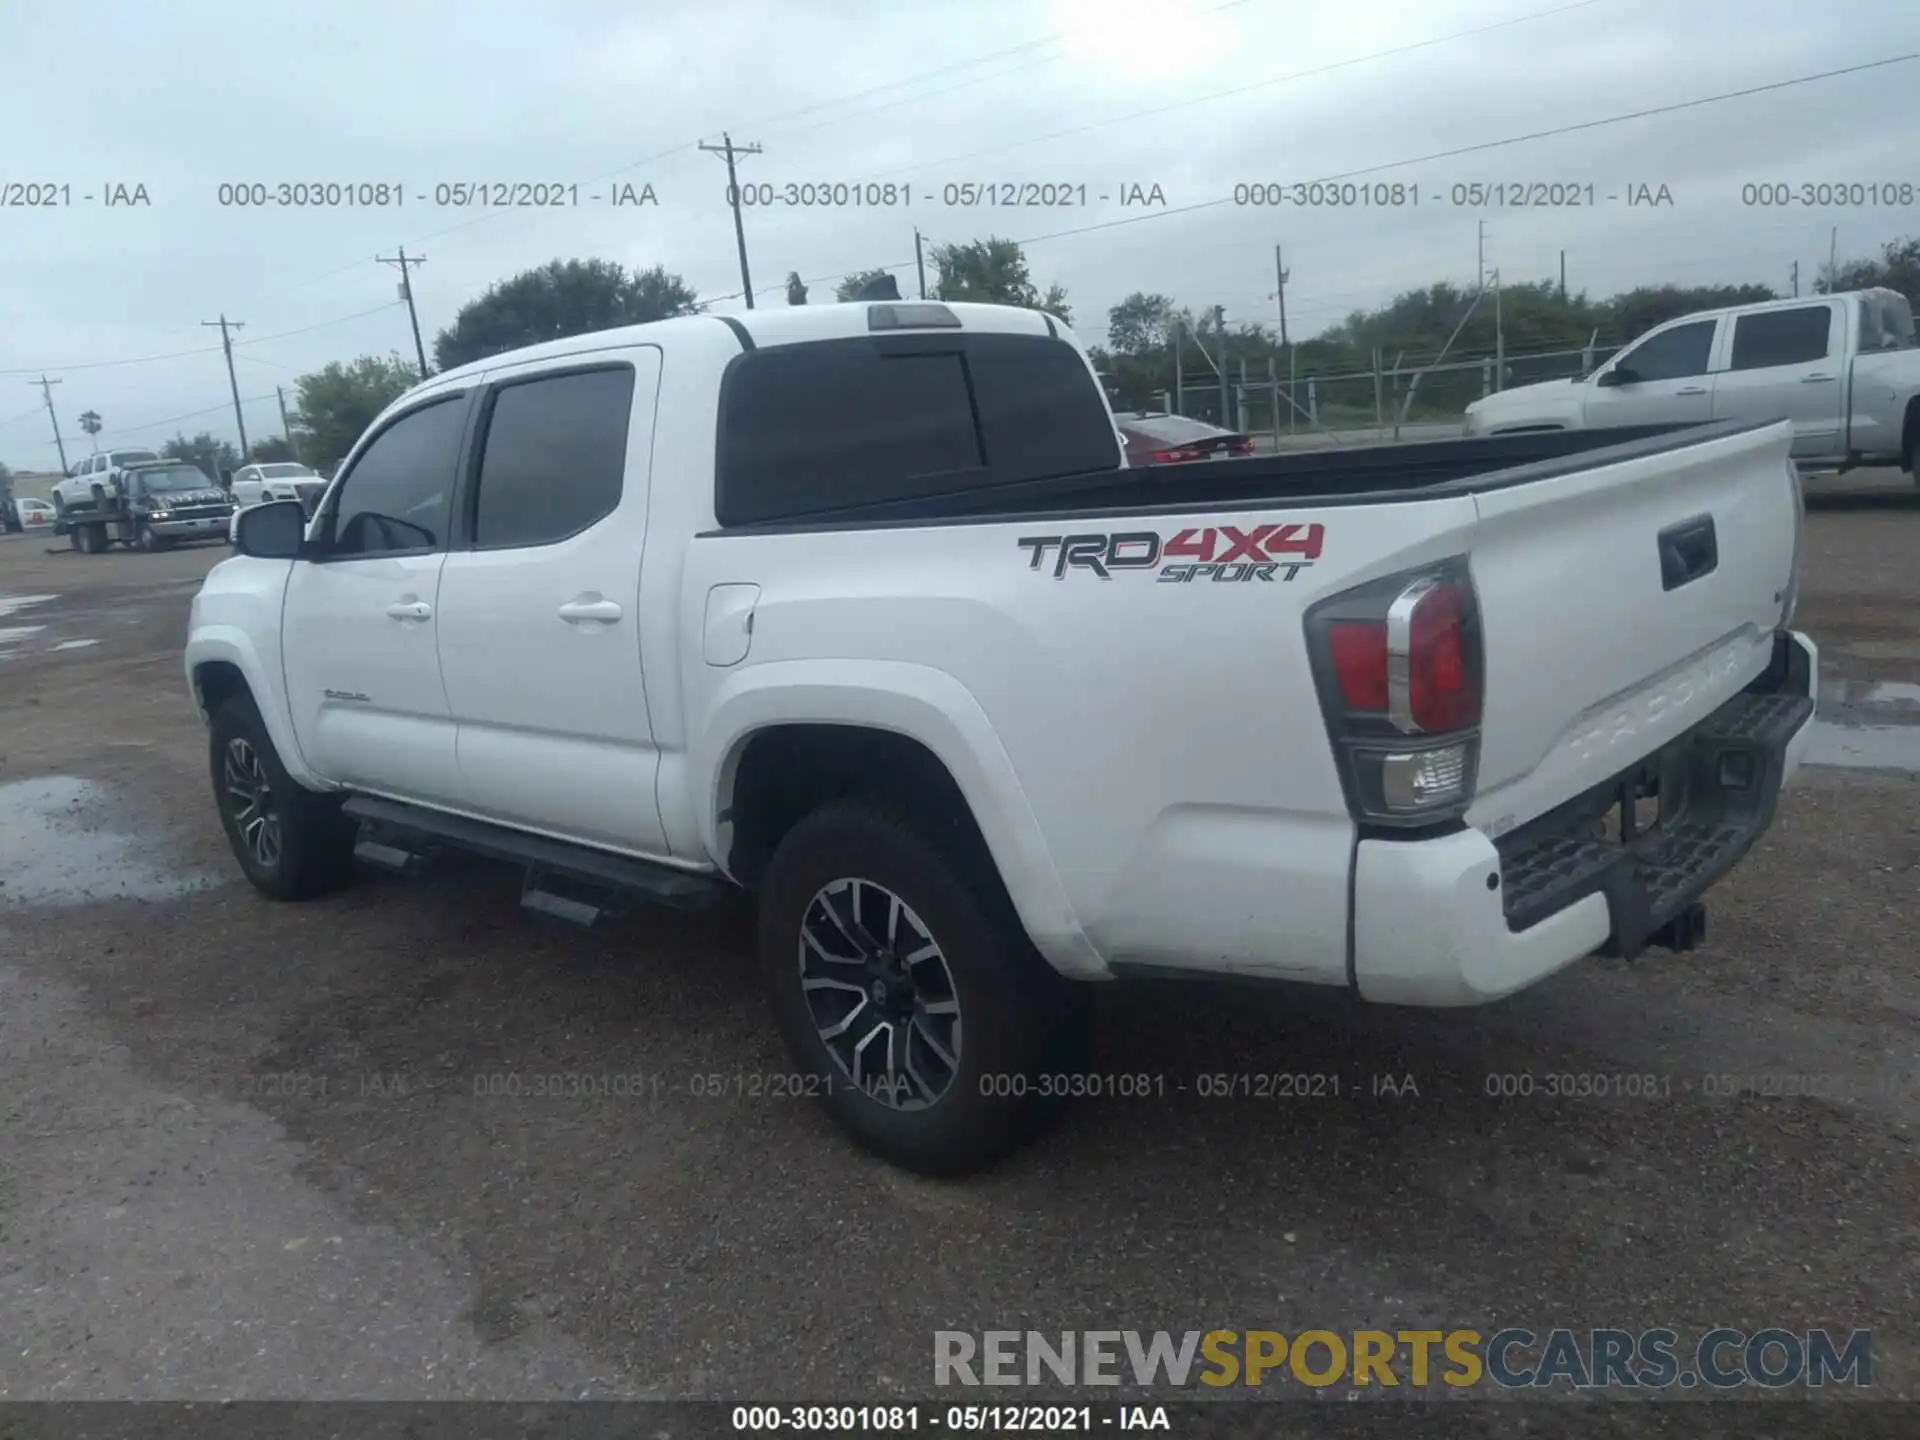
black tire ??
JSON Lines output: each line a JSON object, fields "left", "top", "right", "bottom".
{"left": 73, "top": 522, "right": 97, "bottom": 555}
{"left": 759, "top": 798, "right": 1084, "bottom": 1176}
{"left": 209, "top": 694, "right": 356, "bottom": 901}
{"left": 136, "top": 522, "right": 161, "bottom": 553}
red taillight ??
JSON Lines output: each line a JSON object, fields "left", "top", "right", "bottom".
{"left": 1152, "top": 446, "right": 1205, "bottom": 463}
{"left": 1405, "top": 579, "right": 1480, "bottom": 732}
{"left": 1328, "top": 621, "right": 1388, "bottom": 710}
{"left": 1230, "top": 440, "right": 1254, "bottom": 456}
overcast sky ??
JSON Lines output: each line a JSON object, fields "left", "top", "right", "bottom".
{"left": 3, "top": 0, "right": 1917, "bottom": 470}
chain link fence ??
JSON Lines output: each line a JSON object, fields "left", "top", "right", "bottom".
{"left": 1151, "top": 341, "right": 1626, "bottom": 447}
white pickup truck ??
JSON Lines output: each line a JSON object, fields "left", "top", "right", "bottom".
{"left": 186, "top": 300, "right": 1818, "bottom": 1174}
{"left": 1465, "top": 287, "right": 1920, "bottom": 475}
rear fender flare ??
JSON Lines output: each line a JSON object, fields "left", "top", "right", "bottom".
{"left": 695, "top": 659, "right": 1108, "bottom": 980}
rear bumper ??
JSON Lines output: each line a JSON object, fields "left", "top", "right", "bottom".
{"left": 1353, "top": 629, "right": 1817, "bottom": 1006}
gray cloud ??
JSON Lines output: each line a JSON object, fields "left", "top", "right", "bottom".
{"left": 4, "top": 0, "right": 1917, "bottom": 464}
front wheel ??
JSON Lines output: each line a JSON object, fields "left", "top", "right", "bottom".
{"left": 136, "top": 522, "right": 162, "bottom": 553}
{"left": 759, "top": 799, "right": 1083, "bottom": 1176}
{"left": 209, "top": 695, "right": 355, "bottom": 900}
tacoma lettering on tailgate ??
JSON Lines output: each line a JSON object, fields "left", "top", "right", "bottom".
{"left": 1566, "top": 641, "right": 1747, "bottom": 765}
{"left": 1017, "top": 522, "right": 1325, "bottom": 582}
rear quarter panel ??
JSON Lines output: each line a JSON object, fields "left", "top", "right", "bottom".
{"left": 678, "top": 496, "right": 1480, "bottom": 983}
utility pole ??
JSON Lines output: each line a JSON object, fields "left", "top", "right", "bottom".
{"left": 1559, "top": 249, "right": 1566, "bottom": 300}
{"left": 31, "top": 376, "right": 69, "bottom": 475}
{"left": 377, "top": 247, "right": 430, "bottom": 379}
{"left": 202, "top": 315, "right": 250, "bottom": 459}
{"left": 1273, "top": 244, "right": 1290, "bottom": 347}
{"left": 1827, "top": 226, "right": 1838, "bottom": 290}
{"left": 701, "top": 133, "right": 764, "bottom": 308}
{"left": 1791, "top": 260, "right": 1800, "bottom": 298}
{"left": 1477, "top": 221, "right": 1487, "bottom": 290}
{"left": 914, "top": 228, "right": 929, "bottom": 301}
{"left": 277, "top": 386, "right": 300, "bottom": 463}
{"left": 1493, "top": 269, "right": 1505, "bottom": 394}
{"left": 1213, "top": 303, "right": 1232, "bottom": 429}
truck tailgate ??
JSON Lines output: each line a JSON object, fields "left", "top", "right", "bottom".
{"left": 1465, "top": 419, "right": 1799, "bottom": 838}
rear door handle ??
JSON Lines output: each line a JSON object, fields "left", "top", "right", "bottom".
{"left": 557, "top": 598, "right": 623, "bottom": 624}
{"left": 385, "top": 600, "right": 432, "bottom": 621}
{"left": 1657, "top": 514, "right": 1718, "bottom": 592}
{"left": 1675, "top": 385, "right": 1708, "bottom": 396}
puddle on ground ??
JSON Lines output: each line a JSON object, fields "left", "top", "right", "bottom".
{"left": 0, "top": 625, "right": 47, "bottom": 646}
{"left": 0, "top": 594, "right": 58, "bottom": 620}
{"left": 1803, "top": 722, "right": 1920, "bottom": 774}
{"left": 0, "top": 776, "right": 219, "bottom": 905}
{"left": 49, "top": 639, "right": 99, "bottom": 652}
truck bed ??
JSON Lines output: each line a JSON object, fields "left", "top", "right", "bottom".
{"left": 719, "top": 419, "right": 1742, "bottom": 531}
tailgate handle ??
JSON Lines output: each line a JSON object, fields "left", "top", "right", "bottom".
{"left": 1658, "top": 514, "right": 1718, "bottom": 591}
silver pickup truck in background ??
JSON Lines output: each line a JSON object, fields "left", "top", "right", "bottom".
{"left": 1465, "top": 288, "right": 1920, "bottom": 477}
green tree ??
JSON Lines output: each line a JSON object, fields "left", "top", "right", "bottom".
{"left": 161, "top": 431, "right": 240, "bottom": 480}
{"left": 290, "top": 353, "right": 419, "bottom": 471}
{"left": 433, "top": 259, "right": 699, "bottom": 370}
{"left": 1818, "top": 235, "right": 1920, "bottom": 301}
{"left": 786, "top": 271, "right": 809, "bottom": 305}
{"left": 247, "top": 435, "right": 299, "bottom": 463}
{"left": 835, "top": 269, "right": 900, "bottom": 302}
{"left": 78, "top": 410, "right": 103, "bottom": 451}
{"left": 930, "top": 238, "right": 1070, "bottom": 324}
{"left": 1106, "top": 293, "right": 1175, "bottom": 353}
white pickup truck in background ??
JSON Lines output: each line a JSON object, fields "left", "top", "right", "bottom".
{"left": 185, "top": 300, "right": 1817, "bottom": 1174}
{"left": 1465, "top": 287, "right": 1920, "bottom": 476}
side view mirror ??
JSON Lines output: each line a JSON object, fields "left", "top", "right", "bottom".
{"left": 233, "top": 498, "right": 307, "bottom": 560}
{"left": 1595, "top": 367, "right": 1639, "bottom": 388}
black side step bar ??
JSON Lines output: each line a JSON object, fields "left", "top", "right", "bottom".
{"left": 340, "top": 794, "right": 727, "bottom": 918}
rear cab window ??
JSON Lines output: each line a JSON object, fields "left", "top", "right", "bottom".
{"left": 1728, "top": 306, "right": 1833, "bottom": 370}
{"left": 467, "top": 366, "right": 636, "bottom": 549}
{"left": 715, "top": 330, "right": 1118, "bottom": 526}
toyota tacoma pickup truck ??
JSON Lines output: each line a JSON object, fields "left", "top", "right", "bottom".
{"left": 185, "top": 299, "right": 1818, "bottom": 1174}
{"left": 1465, "top": 287, "right": 1920, "bottom": 476}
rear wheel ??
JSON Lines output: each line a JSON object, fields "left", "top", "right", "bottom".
{"left": 209, "top": 695, "right": 355, "bottom": 900}
{"left": 759, "top": 799, "right": 1084, "bottom": 1175}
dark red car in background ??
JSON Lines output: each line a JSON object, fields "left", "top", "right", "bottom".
{"left": 1114, "top": 411, "right": 1256, "bottom": 466}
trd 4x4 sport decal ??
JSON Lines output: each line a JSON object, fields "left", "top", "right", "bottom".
{"left": 1016, "top": 522, "right": 1325, "bottom": 582}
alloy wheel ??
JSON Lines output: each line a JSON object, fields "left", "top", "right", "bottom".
{"left": 798, "top": 878, "right": 962, "bottom": 1110}
{"left": 222, "top": 737, "right": 282, "bottom": 869}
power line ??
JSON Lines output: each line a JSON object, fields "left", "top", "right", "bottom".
{"left": 90, "top": 393, "right": 279, "bottom": 446}
{"left": 862, "top": 0, "right": 1605, "bottom": 183}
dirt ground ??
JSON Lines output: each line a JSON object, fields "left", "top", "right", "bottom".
{"left": 0, "top": 474, "right": 1915, "bottom": 1421}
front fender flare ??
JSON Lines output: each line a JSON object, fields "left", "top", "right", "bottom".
{"left": 694, "top": 659, "right": 1108, "bottom": 981}
{"left": 185, "top": 626, "right": 328, "bottom": 791}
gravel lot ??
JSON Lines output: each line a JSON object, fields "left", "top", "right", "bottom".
{"left": 0, "top": 474, "right": 1915, "bottom": 1418}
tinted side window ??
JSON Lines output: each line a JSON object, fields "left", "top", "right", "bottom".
{"left": 329, "top": 396, "right": 466, "bottom": 558}
{"left": 472, "top": 367, "right": 634, "bottom": 548}
{"left": 1729, "top": 307, "right": 1832, "bottom": 370}
{"left": 718, "top": 342, "right": 984, "bottom": 525}
{"left": 965, "top": 333, "right": 1122, "bottom": 484}
{"left": 1620, "top": 320, "right": 1716, "bottom": 382}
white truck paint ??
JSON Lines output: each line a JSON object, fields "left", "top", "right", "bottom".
{"left": 1465, "top": 288, "right": 1920, "bottom": 475}
{"left": 185, "top": 300, "right": 1817, "bottom": 1173}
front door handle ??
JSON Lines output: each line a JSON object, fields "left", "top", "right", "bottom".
{"left": 1800, "top": 373, "right": 1836, "bottom": 383}
{"left": 385, "top": 600, "right": 432, "bottom": 621}
{"left": 1675, "top": 385, "right": 1708, "bottom": 396}
{"left": 557, "top": 598, "right": 623, "bottom": 624}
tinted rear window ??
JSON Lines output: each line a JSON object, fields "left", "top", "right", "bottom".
{"left": 472, "top": 367, "right": 634, "bottom": 547}
{"left": 1729, "top": 306, "right": 1832, "bottom": 370}
{"left": 716, "top": 333, "right": 1117, "bottom": 526}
